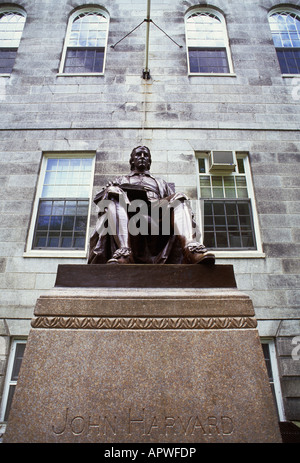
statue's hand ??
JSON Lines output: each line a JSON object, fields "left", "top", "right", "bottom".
{"left": 169, "top": 192, "right": 189, "bottom": 203}
{"left": 105, "top": 184, "right": 125, "bottom": 198}
{"left": 105, "top": 181, "right": 120, "bottom": 188}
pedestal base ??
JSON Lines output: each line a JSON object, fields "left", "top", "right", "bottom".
{"left": 4, "top": 265, "right": 281, "bottom": 443}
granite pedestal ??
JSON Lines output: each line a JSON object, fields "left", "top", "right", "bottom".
{"left": 4, "top": 265, "right": 281, "bottom": 443}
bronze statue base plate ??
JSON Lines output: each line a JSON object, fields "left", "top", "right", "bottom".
{"left": 54, "top": 263, "right": 236, "bottom": 288}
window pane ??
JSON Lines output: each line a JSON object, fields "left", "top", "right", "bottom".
{"left": 269, "top": 10, "right": 300, "bottom": 73}
{"left": 204, "top": 232, "right": 215, "bottom": 248}
{"left": 11, "top": 343, "right": 26, "bottom": 381}
{"left": 225, "top": 202, "right": 237, "bottom": 215}
{"left": 62, "top": 215, "right": 75, "bottom": 230}
{"left": 34, "top": 232, "right": 47, "bottom": 247}
{"left": 33, "top": 199, "right": 89, "bottom": 249}
{"left": 50, "top": 216, "right": 62, "bottom": 230}
{"left": 0, "top": 48, "right": 17, "bottom": 73}
{"left": 52, "top": 201, "right": 64, "bottom": 215}
{"left": 200, "top": 175, "right": 212, "bottom": 198}
{"left": 189, "top": 48, "right": 229, "bottom": 73}
{"left": 74, "top": 233, "right": 86, "bottom": 248}
{"left": 204, "top": 201, "right": 213, "bottom": 215}
{"left": 212, "top": 176, "right": 223, "bottom": 198}
{"left": 0, "top": 11, "right": 25, "bottom": 48}
{"left": 198, "top": 158, "right": 206, "bottom": 173}
{"left": 4, "top": 341, "right": 26, "bottom": 421}
{"left": 229, "top": 231, "right": 242, "bottom": 248}
{"left": 4, "top": 385, "right": 16, "bottom": 421}
{"left": 48, "top": 232, "right": 60, "bottom": 247}
{"left": 47, "top": 158, "right": 58, "bottom": 170}
{"left": 216, "top": 231, "right": 229, "bottom": 248}
{"left": 269, "top": 11, "right": 300, "bottom": 48}
{"left": 204, "top": 199, "right": 256, "bottom": 250}
{"left": 277, "top": 48, "right": 300, "bottom": 74}
{"left": 236, "top": 177, "right": 248, "bottom": 198}
{"left": 64, "top": 47, "right": 104, "bottom": 73}
{"left": 75, "top": 215, "right": 87, "bottom": 232}
{"left": 187, "top": 11, "right": 225, "bottom": 48}
{"left": 242, "top": 232, "right": 254, "bottom": 248}
{"left": 237, "top": 158, "right": 245, "bottom": 174}
{"left": 42, "top": 157, "right": 93, "bottom": 198}
{"left": 262, "top": 344, "right": 273, "bottom": 381}
{"left": 61, "top": 233, "right": 73, "bottom": 248}
{"left": 36, "top": 215, "right": 50, "bottom": 230}
{"left": 68, "top": 12, "right": 108, "bottom": 48}
{"left": 64, "top": 200, "right": 77, "bottom": 215}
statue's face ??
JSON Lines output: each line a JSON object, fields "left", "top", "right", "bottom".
{"left": 132, "top": 147, "right": 151, "bottom": 172}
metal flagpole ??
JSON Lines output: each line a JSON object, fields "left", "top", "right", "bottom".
{"left": 143, "top": 0, "right": 151, "bottom": 79}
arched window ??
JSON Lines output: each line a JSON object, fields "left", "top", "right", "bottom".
{"left": 0, "top": 6, "right": 26, "bottom": 74}
{"left": 268, "top": 8, "right": 300, "bottom": 74}
{"left": 185, "top": 8, "right": 233, "bottom": 74}
{"left": 60, "top": 7, "right": 109, "bottom": 74}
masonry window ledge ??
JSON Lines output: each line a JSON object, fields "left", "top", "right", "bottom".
{"left": 282, "top": 74, "right": 300, "bottom": 78}
{"left": 213, "top": 251, "right": 265, "bottom": 259}
{"left": 23, "top": 250, "right": 265, "bottom": 260}
{"left": 188, "top": 73, "right": 237, "bottom": 77}
{"left": 23, "top": 250, "right": 87, "bottom": 259}
{"left": 56, "top": 73, "right": 104, "bottom": 77}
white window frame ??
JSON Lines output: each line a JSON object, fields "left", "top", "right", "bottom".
{"left": 185, "top": 7, "right": 235, "bottom": 76}
{"left": 0, "top": 5, "right": 26, "bottom": 77}
{"left": 268, "top": 7, "right": 300, "bottom": 77}
{"left": 261, "top": 338, "right": 286, "bottom": 421}
{"left": 0, "top": 339, "right": 26, "bottom": 423}
{"left": 58, "top": 6, "right": 110, "bottom": 76}
{"left": 195, "top": 151, "right": 264, "bottom": 258}
{"left": 24, "top": 152, "right": 95, "bottom": 258}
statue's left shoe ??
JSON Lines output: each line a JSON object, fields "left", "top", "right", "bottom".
{"left": 184, "top": 242, "right": 215, "bottom": 266}
{"left": 107, "top": 247, "right": 134, "bottom": 264}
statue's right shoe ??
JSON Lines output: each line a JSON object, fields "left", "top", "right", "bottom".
{"left": 107, "top": 247, "right": 134, "bottom": 264}
{"left": 183, "top": 242, "right": 215, "bottom": 266}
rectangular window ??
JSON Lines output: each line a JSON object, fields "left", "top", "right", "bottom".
{"left": 197, "top": 152, "right": 262, "bottom": 254}
{"left": 261, "top": 339, "right": 285, "bottom": 421}
{"left": 0, "top": 340, "right": 26, "bottom": 422}
{"left": 33, "top": 199, "right": 89, "bottom": 249}
{"left": 63, "top": 47, "right": 105, "bottom": 73}
{"left": 0, "top": 48, "right": 17, "bottom": 73}
{"left": 26, "top": 154, "right": 95, "bottom": 255}
{"left": 204, "top": 199, "right": 256, "bottom": 249}
{"left": 276, "top": 48, "right": 300, "bottom": 74}
{"left": 188, "top": 47, "right": 229, "bottom": 73}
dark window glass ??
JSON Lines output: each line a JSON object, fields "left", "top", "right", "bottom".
{"left": 262, "top": 343, "right": 273, "bottom": 381}
{"left": 10, "top": 343, "right": 26, "bottom": 381}
{"left": 276, "top": 48, "right": 300, "bottom": 73}
{"left": 4, "top": 342, "right": 26, "bottom": 421}
{"left": 33, "top": 199, "right": 89, "bottom": 249}
{"left": 0, "top": 48, "right": 17, "bottom": 73}
{"left": 203, "top": 199, "right": 256, "bottom": 250}
{"left": 64, "top": 47, "right": 104, "bottom": 73}
{"left": 261, "top": 342, "right": 280, "bottom": 419}
{"left": 189, "top": 47, "right": 229, "bottom": 73}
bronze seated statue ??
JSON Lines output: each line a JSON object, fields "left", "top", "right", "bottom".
{"left": 88, "top": 146, "right": 215, "bottom": 265}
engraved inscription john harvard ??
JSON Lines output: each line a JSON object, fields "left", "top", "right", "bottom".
{"left": 88, "top": 146, "right": 215, "bottom": 265}
{"left": 51, "top": 407, "right": 234, "bottom": 440}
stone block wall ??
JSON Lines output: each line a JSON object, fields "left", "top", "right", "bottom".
{"left": 0, "top": 0, "right": 299, "bottom": 424}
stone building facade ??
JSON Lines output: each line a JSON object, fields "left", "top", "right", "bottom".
{"left": 0, "top": 0, "right": 299, "bottom": 439}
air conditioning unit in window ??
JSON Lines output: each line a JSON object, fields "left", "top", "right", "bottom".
{"left": 208, "top": 151, "right": 236, "bottom": 172}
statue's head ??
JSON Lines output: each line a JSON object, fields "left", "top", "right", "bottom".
{"left": 129, "top": 146, "right": 151, "bottom": 171}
